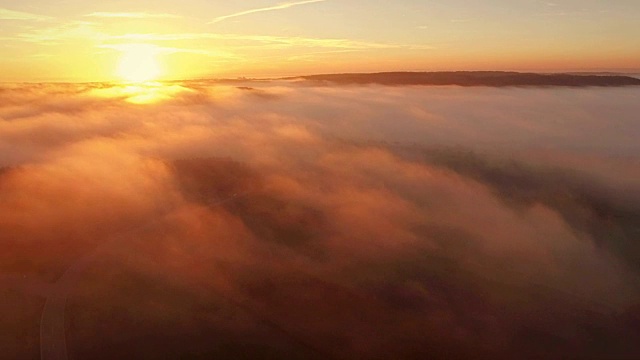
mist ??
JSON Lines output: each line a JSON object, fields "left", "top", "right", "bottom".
{"left": 1, "top": 81, "right": 639, "bottom": 359}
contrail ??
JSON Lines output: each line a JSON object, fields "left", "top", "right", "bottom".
{"left": 209, "top": 0, "right": 326, "bottom": 24}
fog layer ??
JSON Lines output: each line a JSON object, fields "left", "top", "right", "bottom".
{"left": 1, "top": 82, "right": 639, "bottom": 359}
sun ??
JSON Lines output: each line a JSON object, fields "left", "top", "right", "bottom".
{"left": 116, "top": 44, "right": 162, "bottom": 83}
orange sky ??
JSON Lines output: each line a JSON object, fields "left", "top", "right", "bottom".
{"left": 1, "top": 0, "right": 639, "bottom": 81}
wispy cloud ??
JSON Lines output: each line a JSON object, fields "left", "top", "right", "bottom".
{"left": 209, "top": 0, "right": 326, "bottom": 24}
{"left": 107, "top": 32, "right": 434, "bottom": 51}
{"left": 16, "top": 21, "right": 99, "bottom": 44}
{"left": 97, "top": 43, "right": 238, "bottom": 59}
{"left": 0, "top": 7, "right": 51, "bottom": 21}
{"left": 85, "top": 12, "right": 181, "bottom": 19}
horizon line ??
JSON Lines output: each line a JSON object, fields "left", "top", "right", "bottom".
{"left": 3, "top": 69, "right": 640, "bottom": 85}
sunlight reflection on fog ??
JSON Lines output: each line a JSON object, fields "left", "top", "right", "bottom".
{"left": 89, "top": 82, "right": 193, "bottom": 104}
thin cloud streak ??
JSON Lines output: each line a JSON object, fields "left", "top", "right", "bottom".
{"left": 209, "top": 0, "right": 326, "bottom": 24}
{"left": 11, "top": 21, "right": 433, "bottom": 52}
{"left": 16, "top": 21, "right": 99, "bottom": 44}
{"left": 97, "top": 43, "right": 239, "bottom": 59}
{"left": 0, "top": 7, "right": 51, "bottom": 21}
{"left": 85, "top": 12, "right": 181, "bottom": 19}
{"left": 107, "top": 32, "right": 434, "bottom": 50}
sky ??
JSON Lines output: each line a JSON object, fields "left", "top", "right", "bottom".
{"left": 1, "top": 0, "right": 639, "bottom": 81}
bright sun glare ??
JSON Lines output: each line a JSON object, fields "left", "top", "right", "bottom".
{"left": 116, "top": 44, "right": 162, "bottom": 83}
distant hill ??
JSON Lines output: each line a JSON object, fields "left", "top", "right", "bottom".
{"left": 288, "top": 71, "right": 640, "bottom": 87}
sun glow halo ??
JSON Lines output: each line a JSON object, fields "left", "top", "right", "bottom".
{"left": 116, "top": 44, "right": 162, "bottom": 83}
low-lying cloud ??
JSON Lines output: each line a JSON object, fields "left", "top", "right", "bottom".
{"left": 1, "top": 81, "right": 639, "bottom": 359}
